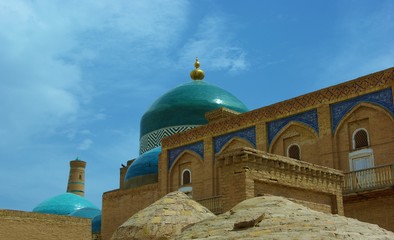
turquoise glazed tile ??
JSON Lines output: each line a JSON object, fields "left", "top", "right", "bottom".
{"left": 32, "top": 193, "right": 98, "bottom": 215}
{"left": 140, "top": 80, "right": 248, "bottom": 137}
{"left": 124, "top": 146, "right": 161, "bottom": 180}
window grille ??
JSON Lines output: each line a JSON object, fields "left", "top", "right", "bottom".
{"left": 354, "top": 129, "right": 369, "bottom": 149}
{"left": 288, "top": 145, "right": 300, "bottom": 160}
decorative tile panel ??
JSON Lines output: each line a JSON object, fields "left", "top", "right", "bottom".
{"left": 213, "top": 127, "right": 256, "bottom": 154}
{"left": 140, "top": 125, "right": 200, "bottom": 154}
{"left": 267, "top": 109, "right": 319, "bottom": 146}
{"left": 161, "top": 68, "right": 393, "bottom": 148}
{"left": 168, "top": 141, "right": 204, "bottom": 170}
{"left": 331, "top": 88, "right": 394, "bottom": 132}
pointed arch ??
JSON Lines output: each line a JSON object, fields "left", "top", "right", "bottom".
{"left": 168, "top": 150, "right": 203, "bottom": 174}
{"left": 269, "top": 121, "right": 318, "bottom": 153}
{"left": 333, "top": 102, "right": 394, "bottom": 171}
{"left": 216, "top": 137, "right": 254, "bottom": 155}
{"left": 333, "top": 102, "right": 394, "bottom": 138}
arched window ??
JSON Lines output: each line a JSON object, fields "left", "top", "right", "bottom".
{"left": 287, "top": 144, "right": 301, "bottom": 160}
{"left": 181, "top": 169, "right": 191, "bottom": 185}
{"left": 353, "top": 129, "right": 369, "bottom": 150}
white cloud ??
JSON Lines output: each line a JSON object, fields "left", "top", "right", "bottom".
{"left": 0, "top": 0, "right": 189, "bottom": 147}
{"left": 177, "top": 16, "right": 248, "bottom": 72}
{"left": 0, "top": 0, "right": 190, "bottom": 211}
{"left": 0, "top": 1, "right": 81, "bottom": 145}
{"left": 78, "top": 138, "right": 93, "bottom": 150}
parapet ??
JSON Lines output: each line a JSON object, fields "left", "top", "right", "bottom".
{"left": 216, "top": 147, "right": 344, "bottom": 214}
{"left": 205, "top": 107, "right": 241, "bottom": 124}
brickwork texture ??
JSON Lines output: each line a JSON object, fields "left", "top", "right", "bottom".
{"left": 0, "top": 210, "right": 91, "bottom": 240}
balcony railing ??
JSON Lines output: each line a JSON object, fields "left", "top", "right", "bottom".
{"left": 196, "top": 196, "right": 222, "bottom": 214}
{"left": 343, "top": 164, "right": 394, "bottom": 194}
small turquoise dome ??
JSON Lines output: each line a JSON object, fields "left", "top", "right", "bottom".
{"left": 92, "top": 214, "right": 102, "bottom": 234}
{"left": 68, "top": 207, "right": 101, "bottom": 219}
{"left": 124, "top": 146, "right": 161, "bottom": 189}
{"left": 140, "top": 80, "right": 248, "bottom": 153}
{"left": 32, "top": 193, "right": 98, "bottom": 216}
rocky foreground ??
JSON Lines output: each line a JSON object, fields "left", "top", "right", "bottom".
{"left": 111, "top": 192, "right": 215, "bottom": 240}
{"left": 176, "top": 195, "right": 394, "bottom": 240}
{"left": 112, "top": 192, "right": 394, "bottom": 240}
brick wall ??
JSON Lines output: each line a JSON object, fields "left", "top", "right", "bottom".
{"left": 254, "top": 181, "right": 333, "bottom": 214}
{"left": 161, "top": 68, "right": 394, "bottom": 150}
{"left": 108, "top": 67, "right": 394, "bottom": 237}
{"left": 335, "top": 104, "right": 394, "bottom": 171}
{"left": 168, "top": 151, "right": 205, "bottom": 197}
{"left": 218, "top": 164, "right": 249, "bottom": 211}
{"left": 0, "top": 210, "right": 91, "bottom": 240}
{"left": 101, "top": 184, "right": 161, "bottom": 240}
{"left": 270, "top": 123, "right": 320, "bottom": 166}
{"left": 344, "top": 193, "right": 394, "bottom": 232}
{"left": 217, "top": 147, "right": 344, "bottom": 214}
{"left": 157, "top": 68, "right": 393, "bottom": 229}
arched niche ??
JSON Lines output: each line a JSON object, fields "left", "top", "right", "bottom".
{"left": 216, "top": 137, "right": 254, "bottom": 156}
{"left": 334, "top": 102, "right": 394, "bottom": 171}
{"left": 168, "top": 150, "right": 203, "bottom": 197}
{"left": 269, "top": 121, "right": 319, "bottom": 165}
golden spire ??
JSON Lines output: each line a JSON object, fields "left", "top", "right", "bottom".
{"left": 190, "top": 57, "right": 205, "bottom": 81}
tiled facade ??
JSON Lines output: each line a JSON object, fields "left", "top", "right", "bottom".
{"left": 102, "top": 67, "right": 394, "bottom": 239}
{"left": 168, "top": 141, "right": 204, "bottom": 170}
{"left": 267, "top": 109, "right": 318, "bottom": 146}
{"left": 140, "top": 125, "right": 199, "bottom": 154}
{"left": 330, "top": 88, "right": 394, "bottom": 132}
{"left": 161, "top": 67, "right": 394, "bottom": 148}
{"left": 213, "top": 126, "right": 256, "bottom": 154}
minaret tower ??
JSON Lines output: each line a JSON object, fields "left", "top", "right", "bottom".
{"left": 66, "top": 158, "right": 86, "bottom": 197}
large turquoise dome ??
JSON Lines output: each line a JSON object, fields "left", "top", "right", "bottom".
{"left": 68, "top": 207, "right": 101, "bottom": 219}
{"left": 140, "top": 80, "right": 248, "bottom": 153}
{"left": 32, "top": 193, "right": 99, "bottom": 216}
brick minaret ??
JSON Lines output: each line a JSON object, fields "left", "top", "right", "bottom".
{"left": 66, "top": 159, "right": 86, "bottom": 197}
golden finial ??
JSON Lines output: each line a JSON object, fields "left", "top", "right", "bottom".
{"left": 190, "top": 57, "right": 205, "bottom": 81}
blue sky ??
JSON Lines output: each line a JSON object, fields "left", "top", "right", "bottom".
{"left": 0, "top": 0, "right": 393, "bottom": 211}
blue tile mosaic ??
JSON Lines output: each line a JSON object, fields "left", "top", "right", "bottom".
{"left": 331, "top": 88, "right": 394, "bottom": 132}
{"left": 213, "top": 127, "right": 256, "bottom": 154}
{"left": 92, "top": 214, "right": 102, "bottom": 234}
{"left": 168, "top": 141, "right": 204, "bottom": 170}
{"left": 124, "top": 147, "right": 161, "bottom": 181}
{"left": 267, "top": 109, "right": 319, "bottom": 146}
